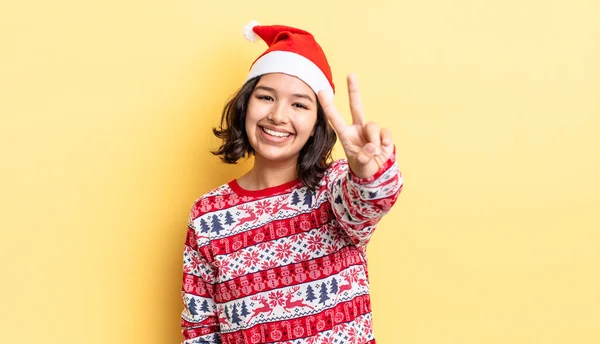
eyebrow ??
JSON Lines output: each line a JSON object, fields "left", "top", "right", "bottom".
{"left": 254, "top": 85, "right": 315, "bottom": 104}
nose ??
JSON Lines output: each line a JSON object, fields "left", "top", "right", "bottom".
{"left": 268, "top": 103, "right": 289, "bottom": 124}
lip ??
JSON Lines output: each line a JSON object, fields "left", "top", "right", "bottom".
{"left": 258, "top": 125, "right": 294, "bottom": 143}
{"left": 260, "top": 125, "right": 294, "bottom": 135}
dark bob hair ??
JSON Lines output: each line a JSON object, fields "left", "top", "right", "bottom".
{"left": 212, "top": 76, "right": 337, "bottom": 190}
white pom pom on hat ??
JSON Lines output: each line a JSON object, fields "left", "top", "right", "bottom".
{"left": 242, "top": 20, "right": 260, "bottom": 42}
{"left": 241, "top": 20, "right": 335, "bottom": 95}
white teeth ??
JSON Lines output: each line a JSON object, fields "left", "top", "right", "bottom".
{"left": 262, "top": 127, "right": 290, "bottom": 138}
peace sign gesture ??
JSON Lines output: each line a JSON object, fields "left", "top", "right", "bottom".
{"left": 318, "top": 74, "right": 395, "bottom": 179}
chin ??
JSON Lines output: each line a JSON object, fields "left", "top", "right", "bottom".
{"left": 254, "top": 147, "right": 299, "bottom": 164}
{"left": 257, "top": 152, "right": 296, "bottom": 163}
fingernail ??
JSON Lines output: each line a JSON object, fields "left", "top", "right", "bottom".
{"left": 365, "top": 145, "right": 375, "bottom": 154}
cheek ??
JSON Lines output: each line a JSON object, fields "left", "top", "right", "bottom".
{"left": 246, "top": 101, "right": 269, "bottom": 125}
{"left": 292, "top": 111, "right": 318, "bottom": 134}
{"left": 245, "top": 105, "right": 260, "bottom": 129}
{"left": 302, "top": 116, "right": 318, "bottom": 137}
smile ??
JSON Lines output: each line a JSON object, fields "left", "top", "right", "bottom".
{"left": 261, "top": 127, "right": 291, "bottom": 138}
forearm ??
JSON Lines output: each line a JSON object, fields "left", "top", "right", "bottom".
{"left": 328, "top": 155, "right": 402, "bottom": 246}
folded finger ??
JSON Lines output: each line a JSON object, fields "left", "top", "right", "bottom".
{"left": 363, "top": 122, "right": 381, "bottom": 155}
{"left": 380, "top": 127, "right": 393, "bottom": 146}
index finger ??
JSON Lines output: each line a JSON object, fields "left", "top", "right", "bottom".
{"left": 348, "top": 74, "right": 365, "bottom": 126}
{"left": 318, "top": 90, "right": 347, "bottom": 134}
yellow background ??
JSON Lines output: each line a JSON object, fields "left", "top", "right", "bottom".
{"left": 1, "top": 0, "right": 599, "bottom": 343}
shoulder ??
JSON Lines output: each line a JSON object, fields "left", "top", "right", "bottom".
{"left": 188, "top": 182, "right": 233, "bottom": 220}
{"left": 321, "top": 159, "right": 350, "bottom": 185}
{"left": 326, "top": 159, "right": 349, "bottom": 175}
{"left": 186, "top": 182, "right": 236, "bottom": 249}
{"left": 305, "top": 159, "right": 350, "bottom": 197}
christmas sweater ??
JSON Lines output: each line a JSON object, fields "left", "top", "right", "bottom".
{"left": 181, "top": 154, "right": 403, "bottom": 344}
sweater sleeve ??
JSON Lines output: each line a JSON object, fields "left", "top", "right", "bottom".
{"left": 326, "top": 148, "right": 403, "bottom": 247}
{"left": 181, "top": 203, "right": 222, "bottom": 344}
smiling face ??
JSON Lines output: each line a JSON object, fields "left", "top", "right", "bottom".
{"left": 245, "top": 73, "right": 318, "bottom": 166}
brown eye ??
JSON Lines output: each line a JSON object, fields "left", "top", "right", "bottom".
{"left": 257, "top": 95, "right": 273, "bottom": 101}
{"left": 293, "top": 103, "right": 308, "bottom": 110}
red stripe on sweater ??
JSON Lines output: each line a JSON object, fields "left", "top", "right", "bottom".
{"left": 220, "top": 294, "right": 372, "bottom": 344}
{"left": 181, "top": 317, "right": 220, "bottom": 340}
{"left": 209, "top": 201, "right": 334, "bottom": 257}
{"left": 214, "top": 246, "right": 364, "bottom": 303}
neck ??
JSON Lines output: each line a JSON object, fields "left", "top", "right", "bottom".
{"left": 238, "top": 155, "right": 298, "bottom": 190}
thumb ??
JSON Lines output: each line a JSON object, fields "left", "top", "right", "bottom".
{"left": 355, "top": 143, "right": 378, "bottom": 164}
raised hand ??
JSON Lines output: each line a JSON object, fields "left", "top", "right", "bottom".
{"left": 318, "top": 74, "right": 394, "bottom": 179}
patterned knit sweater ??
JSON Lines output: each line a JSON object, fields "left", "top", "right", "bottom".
{"left": 181, "top": 155, "right": 403, "bottom": 344}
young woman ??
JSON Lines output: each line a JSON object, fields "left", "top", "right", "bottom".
{"left": 181, "top": 21, "right": 403, "bottom": 344}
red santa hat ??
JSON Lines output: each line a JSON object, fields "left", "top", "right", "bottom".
{"left": 242, "top": 20, "right": 335, "bottom": 95}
